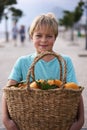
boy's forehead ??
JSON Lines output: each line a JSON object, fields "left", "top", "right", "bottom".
{"left": 35, "top": 24, "right": 54, "bottom": 33}
{"left": 35, "top": 29, "right": 54, "bottom": 35}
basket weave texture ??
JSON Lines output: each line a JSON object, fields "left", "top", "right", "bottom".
{"left": 3, "top": 51, "right": 84, "bottom": 130}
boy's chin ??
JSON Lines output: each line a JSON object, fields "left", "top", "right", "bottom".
{"left": 38, "top": 49, "right": 52, "bottom": 53}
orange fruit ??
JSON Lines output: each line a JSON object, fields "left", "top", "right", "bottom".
{"left": 18, "top": 83, "right": 27, "bottom": 88}
{"left": 30, "top": 81, "right": 38, "bottom": 89}
{"left": 47, "top": 79, "right": 63, "bottom": 87}
{"left": 47, "top": 80, "right": 55, "bottom": 85}
{"left": 64, "top": 82, "right": 79, "bottom": 89}
{"left": 38, "top": 79, "right": 44, "bottom": 83}
{"left": 54, "top": 80, "right": 63, "bottom": 87}
{"left": 21, "top": 83, "right": 27, "bottom": 88}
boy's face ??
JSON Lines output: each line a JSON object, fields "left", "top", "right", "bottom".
{"left": 31, "top": 25, "right": 56, "bottom": 53}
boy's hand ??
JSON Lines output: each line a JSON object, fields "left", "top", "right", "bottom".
{"left": 70, "top": 121, "right": 81, "bottom": 130}
{"left": 5, "top": 119, "right": 19, "bottom": 130}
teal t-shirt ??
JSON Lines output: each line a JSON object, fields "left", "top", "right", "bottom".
{"left": 8, "top": 53, "right": 78, "bottom": 83}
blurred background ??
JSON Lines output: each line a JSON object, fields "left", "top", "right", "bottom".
{"left": 0, "top": 1, "right": 87, "bottom": 129}
{"left": 0, "top": 0, "right": 87, "bottom": 49}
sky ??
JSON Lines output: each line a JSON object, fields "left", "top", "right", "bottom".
{"left": 15, "top": 0, "right": 81, "bottom": 24}
{"left": 0, "top": 0, "right": 85, "bottom": 33}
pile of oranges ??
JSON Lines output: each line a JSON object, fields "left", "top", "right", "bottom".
{"left": 12, "top": 79, "right": 80, "bottom": 90}
{"left": 30, "top": 79, "right": 79, "bottom": 90}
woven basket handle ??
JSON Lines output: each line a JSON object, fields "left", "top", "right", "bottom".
{"left": 26, "top": 51, "right": 67, "bottom": 89}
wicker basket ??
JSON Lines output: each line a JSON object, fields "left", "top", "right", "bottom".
{"left": 3, "top": 51, "right": 84, "bottom": 130}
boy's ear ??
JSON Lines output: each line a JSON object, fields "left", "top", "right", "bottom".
{"left": 30, "top": 35, "right": 32, "bottom": 39}
{"left": 29, "top": 35, "right": 33, "bottom": 40}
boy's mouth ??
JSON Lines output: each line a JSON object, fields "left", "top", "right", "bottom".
{"left": 39, "top": 45, "right": 48, "bottom": 48}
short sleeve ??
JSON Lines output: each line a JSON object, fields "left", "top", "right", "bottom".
{"left": 8, "top": 57, "right": 22, "bottom": 82}
{"left": 8, "top": 53, "right": 37, "bottom": 82}
{"left": 66, "top": 56, "right": 78, "bottom": 83}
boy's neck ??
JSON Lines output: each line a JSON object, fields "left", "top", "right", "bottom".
{"left": 36, "top": 51, "right": 55, "bottom": 62}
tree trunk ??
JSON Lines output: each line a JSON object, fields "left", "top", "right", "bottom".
{"left": 5, "top": 17, "right": 9, "bottom": 42}
{"left": 71, "top": 26, "right": 74, "bottom": 41}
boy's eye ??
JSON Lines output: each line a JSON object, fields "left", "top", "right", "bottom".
{"left": 46, "top": 35, "right": 53, "bottom": 38}
{"left": 47, "top": 35, "right": 52, "bottom": 38}
{"left": 35, "top": 34, "right": 41, "bottom": 38}
{"left": 34, "top": 34, "right": 53, "bottom": 39}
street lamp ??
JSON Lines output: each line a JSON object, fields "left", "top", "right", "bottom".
{"left": 84, "top": 0, "right": 87, "bottom": 50}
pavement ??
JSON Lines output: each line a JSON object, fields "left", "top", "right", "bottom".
{"left": 0, "top": 33, "right": 87, "bottom": 130}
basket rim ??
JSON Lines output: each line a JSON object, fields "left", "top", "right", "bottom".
{"left": 3, "top": 85, "right": 84, "bottom": 92}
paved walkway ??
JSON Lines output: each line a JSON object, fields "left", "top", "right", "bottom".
{"left": 0, "top": 34, "right": 87, "bottom": 129}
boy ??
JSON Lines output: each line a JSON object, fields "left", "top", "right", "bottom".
{"left": 2, "top": 13, "right": 84, "bottom": 130}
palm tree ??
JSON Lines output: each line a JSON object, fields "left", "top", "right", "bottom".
{"left": 59, "top": 1, "right": 84, "bottom": 41}
{"left": 0, "top": 0, "right": 23, "bottom": 42}
{"left": 0, "top": 0, "right": 17, "bottom": 41}
{"left": 9, "top": 7, "right": 23, "bottom": 23}
{"left": 0, "top": 0, "right": 17, "bottom": 22}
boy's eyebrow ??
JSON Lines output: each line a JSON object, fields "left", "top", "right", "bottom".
{"left": 35, "top": 32, "right": 41, "bottom": 34}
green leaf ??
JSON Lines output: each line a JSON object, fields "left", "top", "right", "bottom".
{"left": 36, "top": 80, "right": 57, "bottom": 90}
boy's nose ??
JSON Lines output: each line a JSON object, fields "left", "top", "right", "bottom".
{"left": 41, "top": 37, "right": 47, "bottom": 42}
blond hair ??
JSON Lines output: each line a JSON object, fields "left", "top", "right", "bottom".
{"left": 29, "top": 13, "right": 58, "bottom": 38}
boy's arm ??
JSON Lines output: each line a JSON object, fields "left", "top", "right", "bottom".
{"left": 2, "top": 80, "right": 19, "bottom": 130}
{"left": 70, "top": 95, "right": 84, "bottom": 130}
